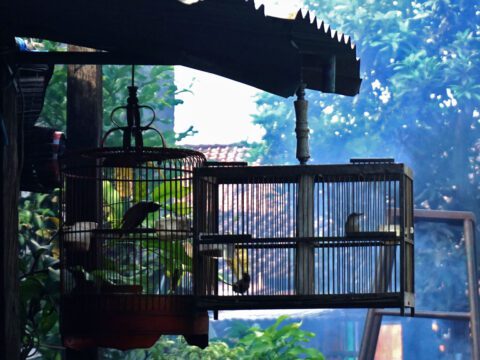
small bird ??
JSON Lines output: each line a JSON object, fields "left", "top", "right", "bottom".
{"left": 232, "top": 272, "right": 250, "bottom": 294}
{"left": 120, "top": 201, "right": 161, "bottom": 232}
{"left": 345, "top": 212, "right": 364, "bottom": 236}
{"left": 71, "top": 268, "right": 98, "bottom": 294}
{"left": 170, "top": 268, "right": 182, "bottom": 294}
{"left": 230, "top": 247, "right": 249, "bottom": 282}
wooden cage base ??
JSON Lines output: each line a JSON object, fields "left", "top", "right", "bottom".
{"left": 61, "top": 295, "right": 209, "bottom": 350}
{"left": 196, "top": 293, "right": 415, "bottom": 313}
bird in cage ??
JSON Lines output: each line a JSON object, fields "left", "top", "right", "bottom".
{"left": 345, "top": 212, "right": 364, "bottom": 236}
{"left": 63, "top": 221, "right": 98, "bottom": 252}
{"left": 170, "top": 268, "right": 182, "bottom": 293}
{"left": 226, "top": 246, "right": 249, "bottom": 282}
{"left": 70, "top": 267, "right": 99, "bottom": 294}
{"left": 120, "top": 201, "right": 161, "bottom": 235}
{"left": 233, "top": 248, "right": 248, "bottom": 276}
{"left": 230, "top": 247, "right": 250, "bottom": 293}
{"left": 232, "top": 272, "right": 250, "bottom": 294}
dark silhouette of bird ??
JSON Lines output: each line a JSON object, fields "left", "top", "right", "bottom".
{"left": 170, "top": 268, "right": 182, "bottom": 293}
{"left": 120, "top": 201, "right": 160, "bottom": 234}
{"left": 345, "top": 212, "right": 364, "bottom": 236}
{"left": 232, "top": 272, "right": 250, "bottom": 294}
{"left": 71, "top": 268, "right": 98, "bottom": 294}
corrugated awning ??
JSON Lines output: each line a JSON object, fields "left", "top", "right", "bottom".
{"left": 7, "top": 0, "right": 361, "bottom": 98}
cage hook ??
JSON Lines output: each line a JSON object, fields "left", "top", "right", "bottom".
{"left": 102, "top": 65, "right": 166, "bottom": 150}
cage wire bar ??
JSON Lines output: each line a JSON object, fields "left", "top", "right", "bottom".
{"left": 59, "top": 147, "right": 206, "bottom": 349}
{"left": 193, "top": 162, "right": 414, "bottom": 312}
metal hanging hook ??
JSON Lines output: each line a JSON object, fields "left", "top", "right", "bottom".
{"left": 102, "top": 64, "right": 166, "bottom": 149}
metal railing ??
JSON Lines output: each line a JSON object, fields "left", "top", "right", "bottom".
{"left": 359, "top": 209, "right": 479, "bottom": 360}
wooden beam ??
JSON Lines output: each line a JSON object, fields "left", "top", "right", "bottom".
{"left": 295, "top": 175, "right": 315, "bottom": 295}
{"left": 64, "top": 45, "right": 102, "bottom": 360}
{"left": 0, "top": 36, "right": 21, "bottom": 360}
{"left": 13, "top": 51, "right": 176, "bottom": 66}
{"left": 8, "top": 0, "right": 361, "bottom": 97}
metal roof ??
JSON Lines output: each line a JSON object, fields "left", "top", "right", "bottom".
{"left": 7, "top": 0, "right": 361, "bottom": 98}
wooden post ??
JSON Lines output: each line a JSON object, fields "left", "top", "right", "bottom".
{"left": 66, "top": 46, "right": 102, "bottom": 223}
{"left": 295, "top": 175, "right": 315, "bottom": 295}
{"left": 294, "top": 84, "right": 314, "bottom": 295}
{"left": 67, "top": 46, "right": 102, "bottom": 151}
{"left": 294, "top": 84, "right": 309, "bottom": 165}
{"left": 65, "top": 45, "right": 102, "bottom": 360}
{"left": 0, "top": 36, "right": 21, "bottom": 360}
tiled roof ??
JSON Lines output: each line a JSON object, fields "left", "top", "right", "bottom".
{"left": 184, "top": 144, "right": 260, "bottom": 165}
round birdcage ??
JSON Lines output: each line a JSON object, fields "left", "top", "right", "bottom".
{"left": 59, "top": 70, "right": 207, "bottom": 350}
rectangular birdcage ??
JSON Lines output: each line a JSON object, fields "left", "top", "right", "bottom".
{"left": 193, "top": 160, "right": 414, "bottom": 314}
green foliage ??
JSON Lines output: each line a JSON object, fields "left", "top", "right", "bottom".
{"left": 102, "top": 180, "right": 123, "bottom": 227}
{"left": 252, "top": 0, "right": 480, "bottom": 211}
{"left": 102, "top": 316, "right": 324, "bottom": 359}
{"left": 234, "top": 316, "right": 324, "bottom": 360}
{"left": 217, "top": 320, "right": 251, "bottom": 347}
{"left": 103, "top": 336, "right": 241, "bottom": 360}
{"left": 36, "top": 40, "right": 66, "bottom": 131}
{"left": 18, "top": 192, "right": 61, "bottom": 360}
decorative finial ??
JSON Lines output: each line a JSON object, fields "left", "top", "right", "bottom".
{"left": 294, "top": 83, "right": 310, "bottom": 165}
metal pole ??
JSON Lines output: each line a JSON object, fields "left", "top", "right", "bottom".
{"left": 359, "top": 210, "right": 479, "bottom": 360}
{"left": 464, "top": 218, "right": 480, "bottom": 360}
{"left": 359, "top": 308, "right": 474, "bottom": 360}
{"left": 375, "top": 309, "right": 470, "bottom": 321}
{"left": 360, "top": 241, "right": 397, "bottom": 360}
{"left": 358, "top": 309, "right": 382, "bottom": 360}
